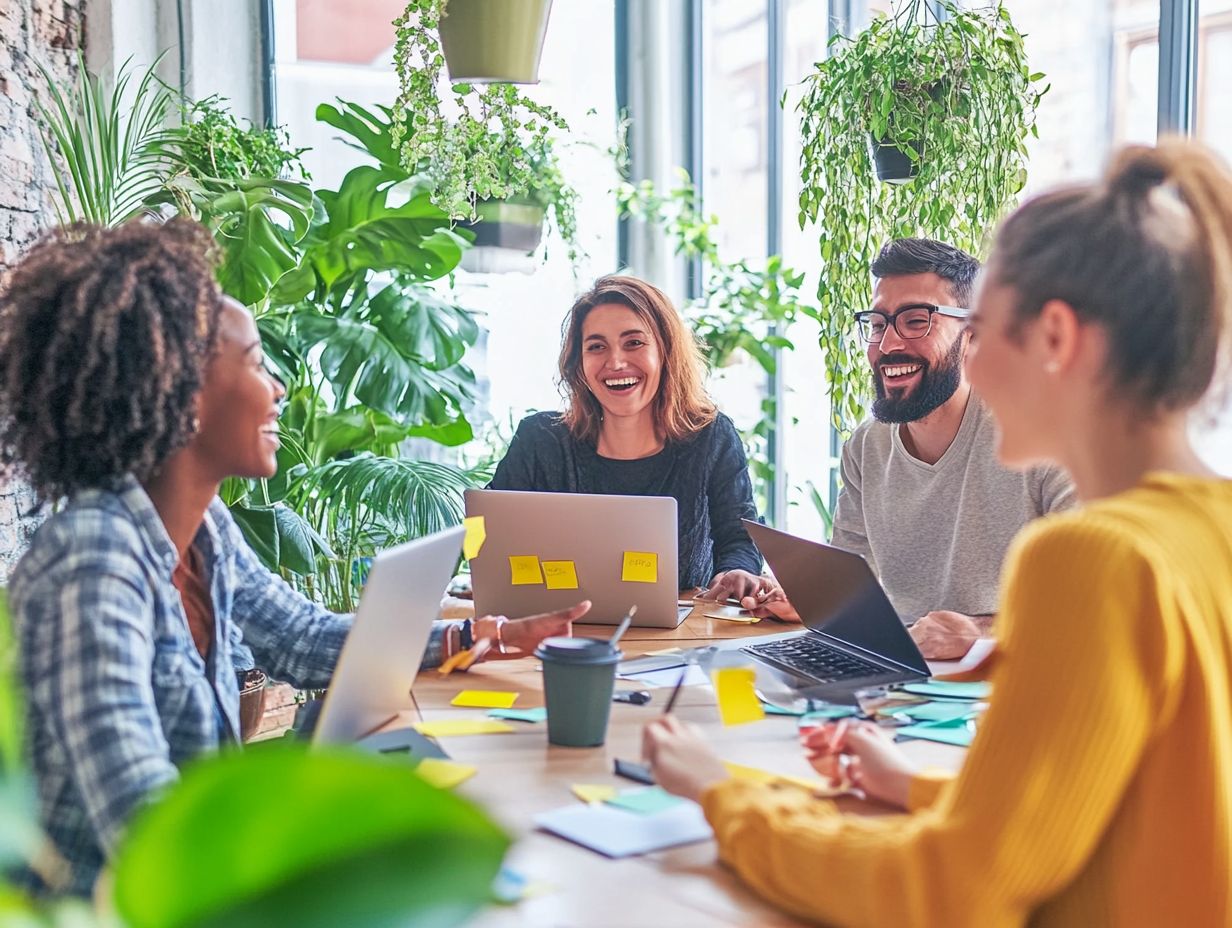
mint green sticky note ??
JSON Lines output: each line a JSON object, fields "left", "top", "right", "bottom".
{"left": 897, "top": 721, "right": 976, "bottom": 747}
{"left": 901, "top": 681, "right": 990, "bottom": 700}
{"left": 604, "top": 787, "right": 684, "bottom": 815}
{"left": 892, "top": 701, "right": 976, "bottom": 723}
{"left": 762, "top": 702, "right": 806, "bottom": 717}
{"left": 798, "top": 705, "right": 858, "bottom": 723}
{"left": 488, "top": 707, "right": 548, "bottom": 723}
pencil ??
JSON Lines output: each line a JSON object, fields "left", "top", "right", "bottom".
{"left": 663, "top": 665, "right": 689, "bottom": 714}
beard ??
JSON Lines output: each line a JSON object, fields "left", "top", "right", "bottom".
{"left": 871, "top": 333, "right": 965, "bottom": 424}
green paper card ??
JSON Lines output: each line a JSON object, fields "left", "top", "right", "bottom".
{"left": 488, "top": 707, "right": 548, "bottom": 723}
{"left": 891, "top": 701, "right": 976, "bottom": 723}
{"left": 798, "top": 705, "right": 858, "bottom": 724}
{"left": 762, "top": 703, "right": 806, "bottom": 717}
{"left": 604, "top": 787, "right": 684, "bottom": 815}
{"left": 897, "top": 721, "right": 976, "bottom": 747}
{"left": 901, "top": 681, "right": 991, "bottom": 700}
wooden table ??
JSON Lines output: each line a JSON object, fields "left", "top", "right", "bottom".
{"left": 398, "top": 608, "right": 967, "bottom": 927}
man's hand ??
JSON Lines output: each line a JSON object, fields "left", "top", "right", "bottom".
{"left": 699, "top": 569, "right": 773, "bottom": 602}
{"left": 909, "top": 610, "right": 986, "bottom": 660}
{"left": 642, "top": 715, "right": 730, "bottom": 803}
{"left": 739, "top": 584, "right": 802, "bottom": 624}
{"left": 479, "top": 600, "right": 591, "bottom": 660}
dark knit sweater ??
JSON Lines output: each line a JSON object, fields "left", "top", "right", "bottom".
{"left": 488, "top": 411, "right": 762, "bottom": 588}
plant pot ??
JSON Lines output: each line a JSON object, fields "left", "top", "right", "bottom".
{"left": 237, "top": 668, "right": 268, "bottom": 743}
{"left": 438, "top": 0, "right": 553, "bottom": 84}
{"left": 459, "top": 200, "right": 546, "bottom": 273}
{"left": 868, "top": 133, "right": 922, "bottom": 184}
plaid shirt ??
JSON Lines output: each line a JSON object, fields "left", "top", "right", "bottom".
{"left": 10, "top": 475, "right": 448, "bottom": 896}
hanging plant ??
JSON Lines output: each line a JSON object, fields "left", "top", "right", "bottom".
{"left": 797, "top": 0, "right": 1046, "bottom": 428}
{"left": 392, "top": 0, "right": 569, "bottom": 221}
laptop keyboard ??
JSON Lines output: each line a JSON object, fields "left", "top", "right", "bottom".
{"left": 744, "top": 636, "right": 885, "bottom": 684}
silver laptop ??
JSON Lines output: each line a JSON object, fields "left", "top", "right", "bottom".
{"left": 465, "top": 489, "right": 687, "bottom": 628}
{"left": 312, "top": 526, "right": 464, "bottom": 745}
{"left": 734, "top": 520, "right": 930, "bottom": 703}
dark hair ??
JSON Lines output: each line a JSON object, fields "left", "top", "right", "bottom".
{"left": 990, "top": 139, "right": 1232, "bottom": 413}
{"left": 871, "top": 238, "right": 981, "bottom": 307}
{"left": 559, "top": 274, "right": 716, "bottom": 444}
{"left": 0, "top": 219, "right": 223, "bottom": 499}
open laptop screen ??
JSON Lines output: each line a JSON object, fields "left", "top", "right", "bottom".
{"left": 743, "top": 520, "right": 928, "bottom": 675}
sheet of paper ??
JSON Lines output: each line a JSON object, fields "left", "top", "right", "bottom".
{"left": 541, "top": 559, "right": 579, "bottom": 590}
{"left": 463, "top": 515, "right": 486, "bottom": 560}
{"left": 535, "top": 801, "right": 712, "bottom": 858}
{"left": 617, "top": 654, "right": 687, "bottom": 676}
{"left": 572, "top": 784, "right": 619, "bottom": 804}
{"left": 702, "top": 605, "right": 759, "bottom": 624}
{"left": 489, "top": 707, "right": 548, "bottom": 723}
{"left": 621, "top": 551, "right": 658, "bottom": 584}
{"left": 414, "top": 758, "right": 477, "bottom": 790}
{"left": 723, "top": 762, "right": 839, "bottom": 795}
{"left": 891, "top": 700, "right": 977, "bottom": 723}
{"left": 509, "top": 555, "right": 544, "bottom": 585}
{"left": 901, "top": 680, "right": 991, "bottom": 700}
{"left": 618, "top": 664, "right": 709, "bottom": 688}
{"left": 896, "top": 721, "right": 976, "bottom": 747}
{"left": 413, "top": 719, "right": 515, "bottom": 737}
{"left": 604, "top": 787, "right": 684, "bottom": 815}
{"left": 712, "top": 667, "right": 765, "bottom": 726}
{"left": 451, "top": 690, "right": 519, "bottom": 709}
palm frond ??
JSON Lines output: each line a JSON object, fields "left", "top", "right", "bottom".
{"left": 35, "top": 53, "right": 179, "bottom": 226}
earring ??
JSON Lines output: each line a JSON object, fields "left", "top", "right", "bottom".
{"left": 189, "top": 415, "right": 200, "bottom": 433}
{"left": 1044, "top": 361, "right": 1060, "bottom": 374}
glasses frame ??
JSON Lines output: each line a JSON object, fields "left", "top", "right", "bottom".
{"left": 853, "top": 303, "right": 972, "bottom": 344}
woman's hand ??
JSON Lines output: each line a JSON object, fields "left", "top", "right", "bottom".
{"left": 642, "top": 715, "right": 730, "bottom": 803}
{"left": 476, "top": 600, "right": 591, "bottom": 660}
{"left": 700, "top": 569, "right": 775, "bottom": 603}
{"left": 801, "top": 720, "right": 918, "bottom": 810}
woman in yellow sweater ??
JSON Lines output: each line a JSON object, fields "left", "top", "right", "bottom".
{"left": 643, "top": 139, "right": 1232, "bottom": 927}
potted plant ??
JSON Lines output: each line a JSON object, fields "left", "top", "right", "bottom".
{"left": 797, "top": 0, "right": 1046, "bottom": 427}
{"left": 393, "top": 0, "right": 571, "bottom": 223}
{"left": 458, "top": 132, "right": 580, "bottom": 271}
{"left": 436, "top": 0, "right": 554, "bottom": 84}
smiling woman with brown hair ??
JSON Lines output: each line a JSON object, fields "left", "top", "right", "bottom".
{"left": 0, "top": 219, "right": 588, "bottom": 898}
{"left": 489, "top": 274, "right": 768, "bottom": 600}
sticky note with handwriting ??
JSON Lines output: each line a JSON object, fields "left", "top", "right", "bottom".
{"left": 712, "top": 667, "right": 766, "bottom": 726}
{"left": 509, "top": 555, "right": 544, "bottom": 585}
{"left": 621, "top": 551, "right": 658, "bottom": 584}
{"left": 542, "top": 560, "right": 579, "bottom": 590}
{"left": 463, "top": 515, "right": 486, "bottom": 560}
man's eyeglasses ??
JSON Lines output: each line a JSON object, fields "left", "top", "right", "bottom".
{"left": 853, "top": 304, "right": 972, "bottom": 344}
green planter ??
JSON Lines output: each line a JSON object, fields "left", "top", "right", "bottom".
{"left": 438, "top": 0, "right": 554, "bottom": 84}
{"left": 459, "top": 200, "right": 546, "bottom": 273}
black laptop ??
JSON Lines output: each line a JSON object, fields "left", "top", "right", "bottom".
{"left": 739, "top": 520, "right": 930, "bottom": 702}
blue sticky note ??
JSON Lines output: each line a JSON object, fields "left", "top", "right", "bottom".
{"left": 489, "top": 707, "right": 548, "bottom": 723}
{"left": 901, "top": 681, "right": 990, "bottom": 700}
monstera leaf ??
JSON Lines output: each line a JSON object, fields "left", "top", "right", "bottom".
{"left": 316, "top": 100, "right": 404, "bottom": 174}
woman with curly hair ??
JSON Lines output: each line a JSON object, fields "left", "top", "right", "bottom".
{"left": 0, "top": 219, "right": 588, "bottom": 897}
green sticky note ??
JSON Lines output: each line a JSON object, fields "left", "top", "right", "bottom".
{"left": 762, "top": 702, "right": 806, "bottom": 717}
{"left": 892, "top": 701, "right": 976, "bottom": 723}
{"left": 488, "top": 707, "right": 548, "bottom": 723}
{"left": 901, "top": 681, "right": 991, "bottom": 700}
{"left": 798, "top": 705, "right": 858, "bottom": 724}
{"left": 897, "top": 720, "right": 976, "bottom": 747}
{"left": 604, "top": 786, "right": 684, "bottom": 815}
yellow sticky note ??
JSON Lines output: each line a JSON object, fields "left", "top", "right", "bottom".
{"left": 509, "top": 555, "right": 543, "bottom": 585}
{"left": 542, "top": 560, "right": 579, "bottom": 590}
{"left": 621, "top": 551, "right": 658, "bottom": 584}
{"left": 712, "top": 667, "right": 766, "bottom": 726}
{"left": 451, "top": 690, "right": 519, "bottom": 709}
{"left": 571, "top": 784, "right": 618, "bottom": 805}
{"left": 413, "top": 719, "right": 515, "bottom": 737}
{"left": 416, "top": 758, "right": 478, "bottom": 790}
{"left": 463, "top": 516, "right": 486, "bottom": 560}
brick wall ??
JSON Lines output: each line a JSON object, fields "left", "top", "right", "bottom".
{"left": 0, "top": 1, "right": 83, "bottom": 582}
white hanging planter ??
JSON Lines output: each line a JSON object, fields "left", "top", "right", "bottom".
{"left": 438, "top": 0, "right": 554, "bottom": 84}
{"left": 458, "top": 200, "right": 546, "bottom": 274}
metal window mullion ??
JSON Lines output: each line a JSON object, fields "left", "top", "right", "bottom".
{"left": 686, "top": 0, "right": 705, "bottom": 300}
{"left": 767, "top": 0, "right": 786, "bottom": 526}
{"left": 615, "top": 0, "right": 631, "bottom": 268}
{"left": 1158, "top": 0, "right": 1199, "bottom": 135}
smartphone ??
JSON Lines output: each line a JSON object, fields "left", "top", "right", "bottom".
{"left": 613, "top": 758, "right": 657, "bottom": 785}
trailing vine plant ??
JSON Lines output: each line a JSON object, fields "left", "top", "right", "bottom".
{"left": 797, "top": 0, "right": 1046, "bottom": 428}
{"left": 392, "top": 0, "right": 570, "bottom": 221}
